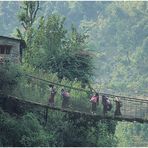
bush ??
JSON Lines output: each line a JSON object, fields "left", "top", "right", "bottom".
{"left": 0, "top": 62, "right": 21, "bottom": 94}
{"left": 0, "top": 109, "right": 53, "bottom": 146}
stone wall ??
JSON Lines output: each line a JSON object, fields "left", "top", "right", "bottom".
{"left": 0, "top": 37, "right": 21, "bottom": 63}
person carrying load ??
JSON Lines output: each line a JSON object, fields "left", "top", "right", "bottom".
{"left": 61, "top": 88, "right": 70, "bottom": 109}
{"left": 102, "top": 95, "right": 112, "bottom": 116}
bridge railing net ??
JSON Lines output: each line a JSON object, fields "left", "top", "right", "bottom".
{"left": 11, "top": 74, "right": 93, "bottom": 113}
{"left": 121, "top": 99, "right": 148, "bottom": 119}
{"left": 104, "top": 94, "right": 148, "bottom": 120}
{"left": 10, "top": 74, "right": 148, "bottom": 120}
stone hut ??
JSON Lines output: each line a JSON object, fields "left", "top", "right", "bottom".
{"left": 0, "top": 36, "right": 26, "bottom": 63}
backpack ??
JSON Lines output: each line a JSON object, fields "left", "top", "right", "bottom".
{"left": 106, "top": 99, "right": 110, "bottom": 105}
{"left": 107, "top": 100, "right": 112, "bottom": 111}
{"left": 102, "top": 96, "right": 107, "bottom": 105}
{"left": 63, "top": 91, "right": 70, "bottom": 97}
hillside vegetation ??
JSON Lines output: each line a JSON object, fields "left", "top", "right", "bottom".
{"left": 0, "top": 1, "right": 148, "bottom": 147}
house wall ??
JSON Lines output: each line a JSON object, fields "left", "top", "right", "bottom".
{"left": 0, "top": 37, "right": 21, "bottom": 63}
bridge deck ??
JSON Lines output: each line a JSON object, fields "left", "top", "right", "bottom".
{"left": 0, "top": 73, "right": 148, "bottom": 124}
{"left": 1, "top": 94, "right": 148, "bottom": 124}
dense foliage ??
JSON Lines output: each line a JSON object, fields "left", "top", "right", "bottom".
{"left": 0, "top": 62, "right": 21, "bottom": 94}
{"left": 0, "top": 1, "right": 148, "bottom": 147}
{"left": 0, "top": 106, "right": 118, "bottom": 147}
{"left": 0, "top": 108, "right": 50, "bottom": 146}
{"left": 28, "top": 14, "right": 92, "bottom": 83}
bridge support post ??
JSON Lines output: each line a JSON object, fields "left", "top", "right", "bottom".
{"left": 2, "top": 96, "right": 7, "bottom": 110}
{"left": 44, "top": 107, "right": 48, "bottom": 126}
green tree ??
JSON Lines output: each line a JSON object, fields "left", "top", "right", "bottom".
{"left": 25, "top": 14, "right": 93, "bottom": 83}
{"left": 16, "top": 1, "right": 40, "bottom": 63}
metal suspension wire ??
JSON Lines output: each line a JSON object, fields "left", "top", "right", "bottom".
{"left": 22, "top": 73, "right": 91, "bottom": 93}
{"left": 12, "top": 72, "right": 147, "bottom": 123}
{"left": 22, "top": 73, "right": 148, "bottom": 103}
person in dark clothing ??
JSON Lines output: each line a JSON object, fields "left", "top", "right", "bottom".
{"left": 61, "top": 89, "right": 70, "bottom": 109}
{"left": 106, "top": 97, "right": 112, "bottom": 111}
{"left": 114, "top": 97, "right": 122, "bottom": 116}
{"left": 48, "top": 85, "right": 56, "bottom": 107}
{"left": 102, "top": 95, "right": 108, "bottom": 116}
{"left": 90, "top": 92, "right": 99, "bottom": 114}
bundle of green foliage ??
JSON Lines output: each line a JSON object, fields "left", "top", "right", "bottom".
{"left": 0, "top": 62, "right": 21, "bottom": 94}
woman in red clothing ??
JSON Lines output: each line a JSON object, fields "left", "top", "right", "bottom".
{"left": 90, "top": 92, "right": 99, "bottom": 114}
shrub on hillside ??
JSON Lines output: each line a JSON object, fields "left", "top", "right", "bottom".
{"left": 0, "top": 62, "right": 21, "bottom": 94}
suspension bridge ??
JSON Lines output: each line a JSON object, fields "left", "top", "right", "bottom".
{"left": 0, "top": 73, "right": 148, "bottom": 124}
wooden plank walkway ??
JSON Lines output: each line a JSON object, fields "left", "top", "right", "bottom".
{"left": 2, "top": 94, "right": 148, "bottom": 124}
